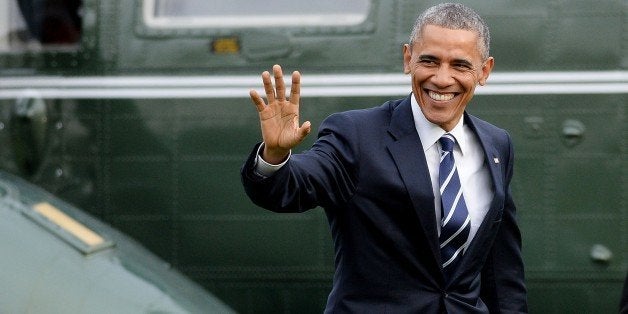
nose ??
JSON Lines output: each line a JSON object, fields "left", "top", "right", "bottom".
{"left": 430, "top": 65, "right": 456, "bottom": 87}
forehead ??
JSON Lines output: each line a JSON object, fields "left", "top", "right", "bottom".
{"left": 414, "top": 25, "right": 482, "bottom": 60}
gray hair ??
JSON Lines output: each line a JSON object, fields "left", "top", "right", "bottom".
{"left": 409, "top": 3, "right": 491, "bottom": 60}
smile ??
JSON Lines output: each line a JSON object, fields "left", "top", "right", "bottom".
{"left": 427, "top": 90, "right": 456, "bottom": 101}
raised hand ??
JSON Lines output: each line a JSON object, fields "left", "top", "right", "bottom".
{"left": 249, "top": 65, "right": 311, "bottom": 164}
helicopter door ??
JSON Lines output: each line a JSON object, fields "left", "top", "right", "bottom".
{"left": 115, "top": 0, "right": 395, "bottom": 73}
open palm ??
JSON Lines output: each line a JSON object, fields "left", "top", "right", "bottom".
{"left": 249, "top": 65, "right": 311, "bottom": 164}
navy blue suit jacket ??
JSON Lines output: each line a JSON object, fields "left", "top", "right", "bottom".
{"left": 241, "top": 95, "right": 527, "bottom": 313}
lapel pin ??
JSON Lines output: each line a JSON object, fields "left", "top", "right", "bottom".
{"left": 493, "top": 157, "right": 500, "bottom": 164}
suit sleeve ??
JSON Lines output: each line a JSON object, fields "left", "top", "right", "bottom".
{"left": 241, "top": 112, "right": 360, "bottom": 213}
{"left": 481, "top": 132, "right": 528, "bottom": 313}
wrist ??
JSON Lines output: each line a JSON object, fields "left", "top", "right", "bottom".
{"left": 262, "top": 146, "right": 290, "bottom": 165}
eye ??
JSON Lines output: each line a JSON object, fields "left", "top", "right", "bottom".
{"left": 419, "top": 59, "right": 437, "bottom": 67}
{"left": 453, "top": 62, "right": 473, "bottom": 71}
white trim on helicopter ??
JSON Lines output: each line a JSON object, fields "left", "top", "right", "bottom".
{"left": 0, "top": 71, "right": 626, "bottom": 99}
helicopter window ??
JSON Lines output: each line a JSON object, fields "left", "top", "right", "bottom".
{"left": 143, "top": 0, "right": 371, "bottom": 28}
{"left": 0, "top": 0, "right": 82, "bottom": 51}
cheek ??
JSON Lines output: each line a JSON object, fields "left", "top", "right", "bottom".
{"left": 411, "top": 70, "right": 430, "bottom": 86}
{"left": 461, "top": 71, "right": 480, "bottom": 87}
{"left": 457, "top": 78, "right": 478, "bottom": 96}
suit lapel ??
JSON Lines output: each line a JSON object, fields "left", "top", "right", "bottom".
{"left": 384, "top": 101, "right": 509, "bottom": 284}
{"left": 385, "top": 96, "right": 441, "bottom": 269}
{"left": 450, "top": 114, "right": 506, "bottom": 283}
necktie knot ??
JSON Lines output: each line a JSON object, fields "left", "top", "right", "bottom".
{"left": 439, "top": 134, "right": 456, "bottom": 153}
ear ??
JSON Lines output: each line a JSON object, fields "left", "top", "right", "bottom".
{"left": 402, "top": 44, "right": 412, "bottom": 74}
{"left": 478, "top": 57, "right": 494, "bottom": 86}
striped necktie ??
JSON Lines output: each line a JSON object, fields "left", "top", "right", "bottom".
{"left": 438, "top": 133, "right": 471, "bottom": 279}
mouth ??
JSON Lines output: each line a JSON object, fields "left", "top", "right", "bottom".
{"left": 425, "top": 89, "right": 457, "bottom": 101}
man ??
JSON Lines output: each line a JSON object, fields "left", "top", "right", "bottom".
{"left": 241, "top": 3, "right": 527, "bottom": 313}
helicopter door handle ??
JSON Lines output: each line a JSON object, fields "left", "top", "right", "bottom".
{"left": 590, "top": 244, "right": 613, "bottom": 264}
{"left": 561, "top": 119, "right": 585, "bottom": 146}
{"left": 241, "top": 32, "right": 293, "bottom": 61}
{"left": 11, "top": 93, "right": 48, "bottom": 176}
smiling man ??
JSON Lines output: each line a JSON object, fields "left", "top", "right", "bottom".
{"left": 241, "top": 3, "right": 527, "bottom": 313}
{"left": 404, "top": 23, "right": 494, "bottom": 132}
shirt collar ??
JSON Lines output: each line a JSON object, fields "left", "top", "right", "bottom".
{"left": 410, "top": 94, "right": 467, "bottom": 155}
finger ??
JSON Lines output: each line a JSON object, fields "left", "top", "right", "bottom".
{"left": 273, "top": 64, "right": 286, "bottom": 102}
{"left": 249, "top": 89, "right": 266, "bottom": 113}
{"left": 297, "top": 121, "right": 312, "bottom": 141}
{"left": 290, "top": 71, "right": 301, "bottom": 106}
{"left": 261, "top": 71, "right": 275, "bottom": 104}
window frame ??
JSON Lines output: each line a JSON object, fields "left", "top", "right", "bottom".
{"left": 142, "top": 0, "right": 372, "bottom": 29}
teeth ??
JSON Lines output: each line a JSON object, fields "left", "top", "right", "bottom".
{"left": 428, "top": 91, "right": 454, "bottom": 101}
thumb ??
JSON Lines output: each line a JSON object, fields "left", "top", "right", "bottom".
{"left": 297, "top": 121, "right": 312, "bottom": 141}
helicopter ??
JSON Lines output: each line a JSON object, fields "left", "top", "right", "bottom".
{"left": 0, "top": 0, "right": 626, "bottom": 312}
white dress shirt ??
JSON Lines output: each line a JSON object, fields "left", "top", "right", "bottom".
{"left": 410, "top": 95, "right": 493, "bottom": 242}
{"left": 255, "top": 95, "right": 493, "bottom": 242}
